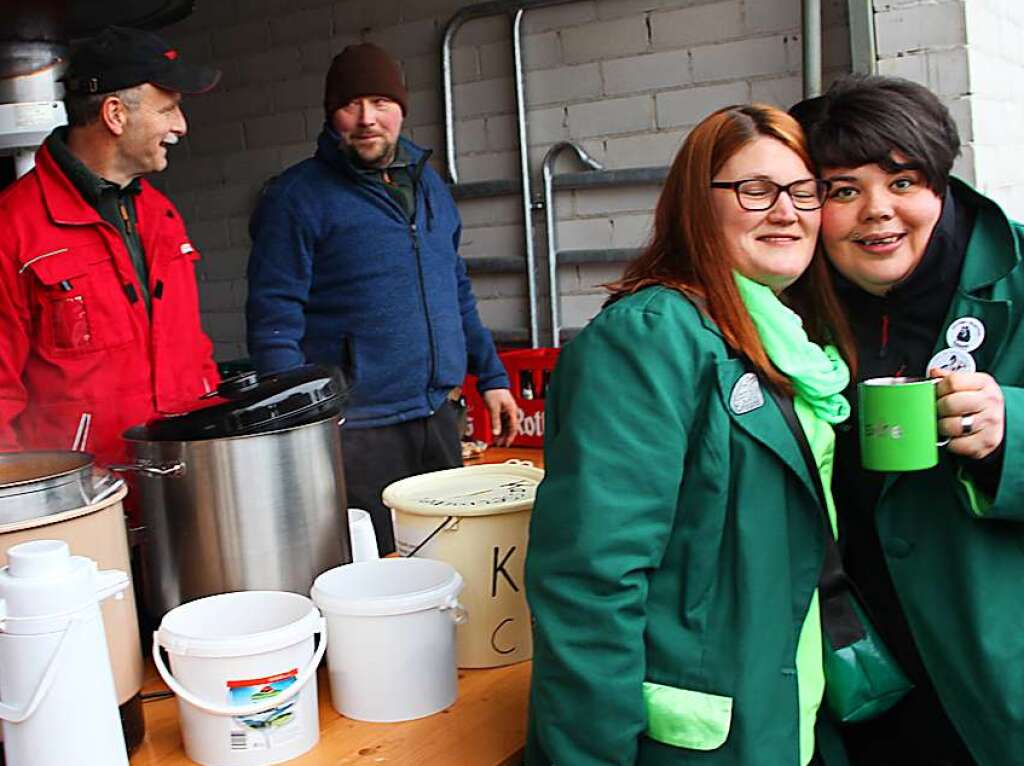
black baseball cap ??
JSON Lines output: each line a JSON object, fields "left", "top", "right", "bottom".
{"left": 65, "top": 26, "right": 221, "bottom": 96}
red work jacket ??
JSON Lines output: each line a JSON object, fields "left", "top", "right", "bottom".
{"left": 0, "top": 144, "right": 219, "bottom": 468}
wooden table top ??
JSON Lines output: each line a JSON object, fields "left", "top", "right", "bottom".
{"left": 131, "top": 446, "right": 542, "bottom": 766}
{"left": 133, "top": 662, "right": 532, "bottom": 766}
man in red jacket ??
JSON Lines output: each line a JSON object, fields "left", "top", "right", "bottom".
{"left": 0, "top": 26, "right": 221, "bottom": 470}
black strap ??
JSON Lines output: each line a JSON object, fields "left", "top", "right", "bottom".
{"left": 766, "top": 386, "right": 866, "bottom": 649}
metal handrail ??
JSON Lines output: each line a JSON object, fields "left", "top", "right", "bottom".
{"left": 443, "top": 0, "right": 579, "bottom": 347}
{"left": 512, "top": 8, "right": 540, "bottom": 347}
{"left": 802, "top": 0, "right": 822, "bottom": 98}
{"left": 442, "top": 0, "right": 825, "bottom": 346}
{"left": 542, "top": 141, "right": 603, "bottom": 347}
{"left": 441, "top": 0, "right": 580, "bottom": 185}
{"left": 553, "top": 165, "right": 669, "bottom": 190}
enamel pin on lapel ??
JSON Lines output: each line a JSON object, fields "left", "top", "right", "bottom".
{"left": 730, "top": 372, "right": 764, "bottom": 414}
{"left": 927, "top": 347, "right": 977, "bottom": 374}
{"left": 945, "top": 316, "right": 985, "bottom": 352}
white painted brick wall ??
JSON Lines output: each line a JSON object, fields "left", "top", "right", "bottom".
{"left": 650, "top": 2, "right": 745, "bottom": 50}
{"left": 561, "top": 17, "right": 650, "bottom": 64}
{"left": 656, "top": 81, "right": 750, "bottom": 128}
{"left": 161, "top": 0, "right": 861, "bottom": 358}
{"left": 964, "top": 1, "right": 1024, "bottom": 218}
{"left": 566, "top": 95, "right": 655, "bottom": 138}
{"left": 873, "top": 0, "right": 1024, "bottom": 218}
{"left": 602, "top": 50, "right": 691, "bottom": 96}
{"left": 874, "top": 1, "right": 966, "bottom": 58}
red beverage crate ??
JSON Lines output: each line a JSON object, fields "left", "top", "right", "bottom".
{"left": 462, "top": 347, "right": 560, "bottom": 447}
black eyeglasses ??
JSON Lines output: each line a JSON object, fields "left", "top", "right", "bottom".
{"left": 710, "top": 178, "right": 831, "bottom": 211}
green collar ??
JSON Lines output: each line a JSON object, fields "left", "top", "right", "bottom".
{"left": 949, "top": 176, "right": 1019, "bottom": 292}
{"left": 734, "top": 272, "right": 851, "bottom": 424}
{"left": 45, "top": 127, "right": 141, "bottom": 206}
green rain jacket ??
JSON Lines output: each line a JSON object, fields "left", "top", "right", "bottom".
{"left": 524, "top": 286, "right": 846, "bottom": 766}
{"left": 863, "top": 180, "right": 1024, "bottom": 765}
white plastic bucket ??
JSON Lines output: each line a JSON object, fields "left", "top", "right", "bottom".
{"left": 383, "top": 461, "right": 543, "bottom": 668}
{"left": 311, "top": 558, "right": 464, "bottom": 722}
{"left": 153, "top": 591, "right": 326, "bottom": 766}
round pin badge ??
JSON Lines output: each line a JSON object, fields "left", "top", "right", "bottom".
{"left": 927, "top": 347, "right": 976, "bottom": 375}
{"left": 945, "top": 317, "right": 985, "bottom": 352}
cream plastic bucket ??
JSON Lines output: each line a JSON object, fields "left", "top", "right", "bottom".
{"left": 383, "top": 461, "right": 543, "bottom": 668}
{"left": 311, "top": 558, "right": 465, "bottom": 722}
{"left": 153, "top": 591, "right": 326, "bottom": 766}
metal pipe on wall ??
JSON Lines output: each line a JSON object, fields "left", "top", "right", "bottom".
{"left": 441, "top": 0, "right": 579, "bottom": 185}
{"left": 511, "top": 8, "right": 541, "bottom": 347}
{"left": 442, "top": 0, "right": 578, "bottom": 347}
{"left": 802, "top": 0, "right": 823, "bottom": 98}
{"left": 441, "top": 3, "right": 504, "bottom": 185}
{"left": 847, "top": 0, "right": 877, "bottom": 75}
{"left": 542, "top": 142, "right": 603, "bottom": 348}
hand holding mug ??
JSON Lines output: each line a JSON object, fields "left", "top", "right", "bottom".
{"left": 930, "top": 368, "right": 1005, "bottom": 460}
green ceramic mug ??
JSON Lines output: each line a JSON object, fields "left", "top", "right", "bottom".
{"left": 858, "top": 377, "right": 948, "bottom": 471}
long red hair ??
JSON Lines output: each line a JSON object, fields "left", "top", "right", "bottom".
{"left": 609, "top": 103, "right": 855, "bottom": 392}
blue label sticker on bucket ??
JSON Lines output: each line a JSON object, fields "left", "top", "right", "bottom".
{"left": 227, "top": 669, "right": 301, "bottom": 751}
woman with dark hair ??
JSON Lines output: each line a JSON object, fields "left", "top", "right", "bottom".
{"left": 524, "top": 104, "right": 855, "bottom": 766}
{"left": 796, "top": 75, "right": 1024, "bottom": 766}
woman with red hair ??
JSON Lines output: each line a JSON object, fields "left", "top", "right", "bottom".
{"left": 525, "top": 104, "right": 855, "bottom": 766}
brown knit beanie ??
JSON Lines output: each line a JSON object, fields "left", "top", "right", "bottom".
{"left": 324, "top": 43, "right": 408, "bottom": 117}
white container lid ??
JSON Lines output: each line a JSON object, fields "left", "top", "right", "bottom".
{"left": 0, "top": 540, "right": 126, "bottom": 631}
{"left": 157, "top": 591, "right": 321, "bottom": 658}
{"left": 381, "top": 462, "right": 544, "bottom": 518}
{"left": 312, "top": 559, "right": 463, "bottom": 617}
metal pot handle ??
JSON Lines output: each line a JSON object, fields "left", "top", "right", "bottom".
{"left": 109, "top": 461, "right": 186, "bottom": 478}
{"left": 85, "top": 469, "right": 125, "bottom": 506}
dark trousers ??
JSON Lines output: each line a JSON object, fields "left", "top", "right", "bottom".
{"left": 839, "top": 686, "right": 976, "bottom": 766}
{"left": 340, "top": 401, "right": 463, "bottom": 555}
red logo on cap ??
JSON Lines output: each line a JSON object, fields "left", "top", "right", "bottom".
{"left": 163, "top": 50, "right": 178, "bottom": 60}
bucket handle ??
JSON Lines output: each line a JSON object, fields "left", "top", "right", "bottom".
{"left": 152, "top": 615, "right": 327, "bottom": 718}
{"left": 403, "top": 515, "right": 455, "bottom": 558}
{"left": 439, "top": 594, "right": 468, "bottom": 625}
{"left": 0, "top": 614, "right": 80, "bottom": 723}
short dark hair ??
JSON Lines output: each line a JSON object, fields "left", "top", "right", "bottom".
{"left": 64, "top": 86, "right": 142, "bottom": 127}
{"left": 792, "top": 74, "right": 960, "bottom": 195}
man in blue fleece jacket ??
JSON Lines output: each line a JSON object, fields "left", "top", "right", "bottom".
{"left": 246, "top": 43, "right": 518, "bottom": 554}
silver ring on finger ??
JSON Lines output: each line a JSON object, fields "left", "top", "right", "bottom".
{"left": 960, "top": 414, "right": 975, "bottom": 435}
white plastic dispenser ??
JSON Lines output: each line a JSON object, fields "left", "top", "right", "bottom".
{"left": 0, "top": 539, "right": 129, "bottom": 766}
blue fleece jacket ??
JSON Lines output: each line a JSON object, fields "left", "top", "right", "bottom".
{"left": 246, "top": 127, "right": 508, "bottom": 428}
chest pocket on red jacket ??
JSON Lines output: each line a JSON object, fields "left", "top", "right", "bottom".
{"left": 25, "top": 247, "right": 136, "bottom": 355}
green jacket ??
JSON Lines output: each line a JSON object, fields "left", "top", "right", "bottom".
{"left": 524, "top": 287, "right": 844, "bottom": 766}
{"left": 864, "top": 180, "right": 1024, "bottom": 765}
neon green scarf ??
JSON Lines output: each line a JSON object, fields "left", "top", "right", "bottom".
{"left": 733, "top": 272, "right": 851, "bottom": 424}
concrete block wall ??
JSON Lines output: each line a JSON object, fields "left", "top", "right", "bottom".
{"left": 158, "top": 0, "right": 851, "bottom": 359}
{"left": 874, "top": 0, "right": 1024, "bottom": 220}
{"left": 962, "top": 1, "right": 1024, "bottom": 219}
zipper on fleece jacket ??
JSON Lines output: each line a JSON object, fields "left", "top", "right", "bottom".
{"left": 410, "top": 220, "right": 438, "bottom": 394}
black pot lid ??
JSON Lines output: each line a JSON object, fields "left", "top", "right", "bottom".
{"left": 138, "top": 364, "right": 347, "bottom": 441}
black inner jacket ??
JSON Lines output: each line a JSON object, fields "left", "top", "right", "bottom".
{"left": 831, "top": 185, "right": 999, "bottom": 763}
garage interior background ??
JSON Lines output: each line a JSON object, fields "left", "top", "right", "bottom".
{"left": 153, "top": 0, "right": 1024, "bottom": 362}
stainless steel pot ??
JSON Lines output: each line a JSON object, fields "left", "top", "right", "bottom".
{"left": 0, "top": 451, "right": 124, "bottom": 524}
{"left": 119, "top": 414, "right": 352, "bottom": 617}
